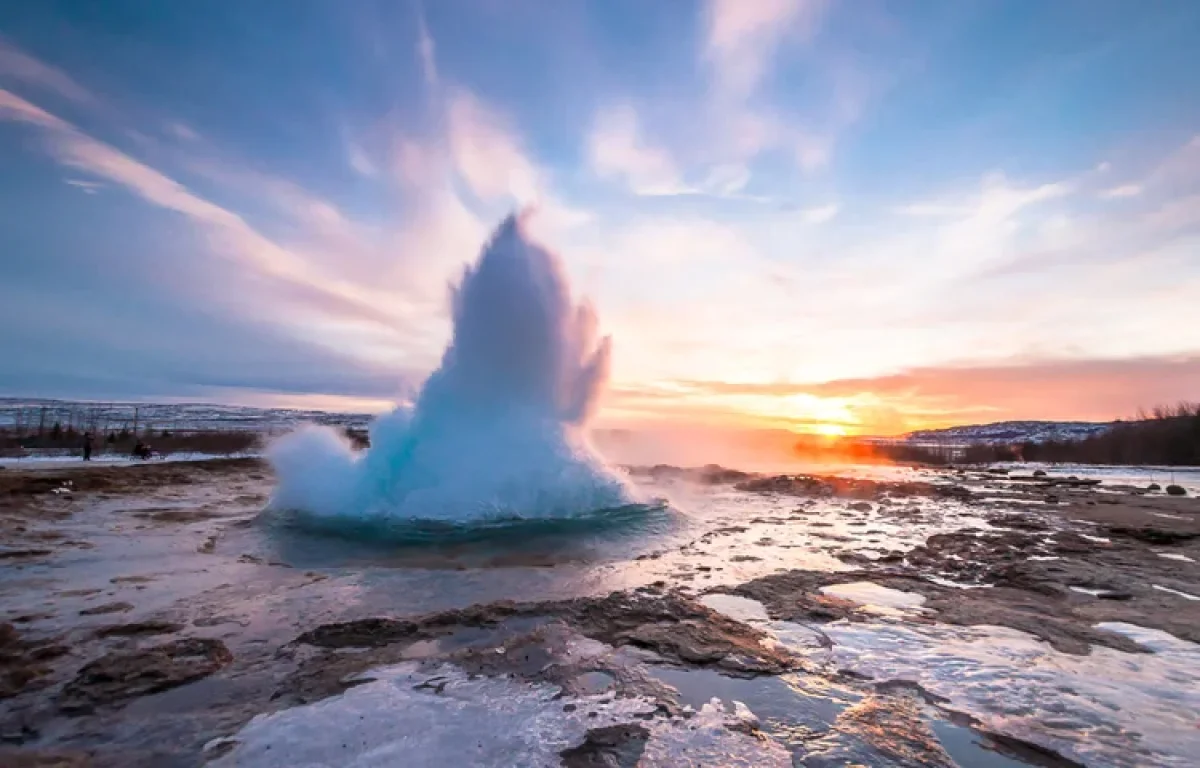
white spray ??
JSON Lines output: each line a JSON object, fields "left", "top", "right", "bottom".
{"left": 268, "top": 212, "right": 631, "bottom": 523}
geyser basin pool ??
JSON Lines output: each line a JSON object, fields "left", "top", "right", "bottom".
{"left": 269, "top": 212, "right": 632, "bottom": 524}
{"left": 258, "top": 499, "right": 677, "bottom": 571}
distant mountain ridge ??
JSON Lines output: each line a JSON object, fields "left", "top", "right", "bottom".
{"left": 2, "top": 398, "right": 1117, "bottom": 447}
{"left": 903, "top": 420, "right": 1115, "bottom": 445}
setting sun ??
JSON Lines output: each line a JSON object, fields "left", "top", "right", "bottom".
{"left": 809, "top": 422, "right": 849, "bottom": 437}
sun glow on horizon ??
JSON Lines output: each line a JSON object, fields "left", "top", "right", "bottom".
{"left": 808, "top": 422, "right": 850, "bottom": 437}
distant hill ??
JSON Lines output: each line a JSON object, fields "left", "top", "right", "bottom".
{"left": 902, "top": 420, "right": 1115, "bottom": 445}
{"left": 894, "top": 406, "right": 1199, "bottom": 466}
{"left": 0, "top": 397, "right": 375, "bottom": 434}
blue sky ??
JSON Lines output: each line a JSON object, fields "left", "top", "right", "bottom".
{"left": 2, "top": 0, "right": 1199, "bottom": 433}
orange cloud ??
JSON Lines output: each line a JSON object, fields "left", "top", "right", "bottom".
{"left": 608, "top": 355, "right": 1200, "bottom": 435}
{"left": 804, "top": 356, "right": 1200, "bottom": 424}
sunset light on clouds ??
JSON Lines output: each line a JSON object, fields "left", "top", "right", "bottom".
{"left": 2, "top": 0, "right": 1199, "bottom": 436}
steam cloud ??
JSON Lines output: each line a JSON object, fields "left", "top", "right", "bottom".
{"left": 268, "top": 212, "right": 631, "bottom": 522}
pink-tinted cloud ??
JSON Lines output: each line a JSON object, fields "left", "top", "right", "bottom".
{"left": 587, "top": 105, "right": 690, "bottom": 196}
{"left": 1099, "top": 184, "right": 1142, "bottom": 199}
{"left": 446, "top": 90, "right": 539, "bottom": 203}
{"left": 0, "top": 87, "right": 71, "bottom": 128}
{"left": 705, "top": 0, "right": 826, "bottom": 99}
{"left": 0, "top": 36, "right": 97, "bottom": 107}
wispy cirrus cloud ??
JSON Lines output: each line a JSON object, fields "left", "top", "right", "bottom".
{"left": 580, "top": 0, "right": 847, "bottom": 199}
{"left": 0, "top": 87, "right": 403, "bottom": 334}
{"left": 445, "top": 89, "right": 541, "bottom": 204}
{"left": 587, "top": 105, "right": 691, "bottom": 196}
{"left": 0, "top": 35, "right": 96, "bottom": 107}
{"left": 704, "top": 0, "right": 827, "bottom": 100}
{"left": 64, "top": 178, "right": 104, "bottom": 194}
{"left": 703, "top": 0, "right": 851, "bottom": 174}
{"left": 1099, "top": 184, "right": 1142, "bottom": 199}
{"left": 799, "top": 203, "right": 839, "bottom": 224}
{"left": 415, "top": 6, "right": 439, "bottom": 88}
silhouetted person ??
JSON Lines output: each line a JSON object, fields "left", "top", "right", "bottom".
{"left": 133, "top": 440, "right": 151, "bottom": 460}
{"left": 82, "top": 432, "right": 93, "bottom": 461}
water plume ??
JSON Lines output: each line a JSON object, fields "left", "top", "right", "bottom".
{"left": 269, "top": 212, "right": 632, "bottom": 523}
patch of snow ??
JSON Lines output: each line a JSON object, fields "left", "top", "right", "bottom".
{"left": 924, "top": 575, "right": 992, "bottom": 589}
{"left": 1079, "top": 534, "right": 1111, "bottom": 544}
{"left": 1157, "top": 553, "right": 1196, "bottom": 563}
{"left": 1069, "top": 586, "right": 1113, "bottom": 597}
{"left": 1152, "top": 584, "right": 1200, "bottom": 601}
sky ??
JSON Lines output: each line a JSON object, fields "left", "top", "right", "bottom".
{"left": 1, "top": 0, "right": 1199, "bottom": 436}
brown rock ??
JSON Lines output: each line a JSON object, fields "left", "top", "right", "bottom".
{"left": 94, "top": 621, "right": 183, "bottom": 638}
{"left": 560, "top": 723, "right": 649, "bottom": 768}
{"left": 59, "top": 637, "right": 232, "bottom": 714}
{"left": 0, "top": 750, "right": 91, "bottom": 767}
{"left": 79, "top": 602, "right": 133, "bottom": 617}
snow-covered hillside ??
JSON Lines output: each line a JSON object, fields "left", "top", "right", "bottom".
{"left": 0, "top": 398, "right": 375, "bottom": 434}
{"left": 903, "top": 420, "right": 1114, "bottom": 445}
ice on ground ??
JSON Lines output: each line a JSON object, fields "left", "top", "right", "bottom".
{"left": 209, "top": 662, "right": 790, "bottom": 768}
{"left": 640, "top": 699, "right": 791, "bottom": 767}
{"left": 775, "top": 618, "right": 1200, "bottom": 767}
{"left": 700, "top": 593, "right": 771, "bottom": 623}
{"left": 819, "top": 582, "right": 927, "bottom": 615}
{"left": 996, "top": 462, "right": 1200, "bottom": 495}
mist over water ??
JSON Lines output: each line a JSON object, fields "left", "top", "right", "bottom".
{"left": 268, "top": 212, "right": 633, "bottom": 525}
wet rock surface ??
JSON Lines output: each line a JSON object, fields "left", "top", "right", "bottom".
{"left": 1, "top": 458, "right": 1198, "bottom": 766}
{"left": 559, "top": 723, "right": 650, "bottom": 768}
{"left": 77, "top": 602, "right": 133, "bottom": 617}
{"left": 0, "top": 749, "right": 91, "bottom": 767}
{"left": 58, "top": 637, "right": 233, "bottom": 714}
{"left": 625, "top": 463, "right": 755, "bottom": 485}
{"left": 800, "top": 694, "right": 955, "bottom": 768}
{"left": 93, "top": 621, "right": 185, "bottom": 639}
{"left": 291, "top": 589, "right": 794, "bottom": 683}
{"left": 1, "top": 623, "right": 68, "bottom": 700}
{"left": 743, "top": 472, "right": 1200, "bottom": 653}
{"left": 728, "top": 511, "right": 1199, "bottom": 654}
{"left": 734, "top": 472, "right": 964, "bottom": 502}
{"left": 544, "top": 590, "right": 794, "bottom": 675}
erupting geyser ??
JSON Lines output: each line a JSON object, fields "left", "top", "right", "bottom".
{"left": 268, "top": 212, "right": 632, "bottom": 523}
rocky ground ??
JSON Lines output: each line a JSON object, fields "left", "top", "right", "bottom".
{"left": 0, "top": 459, "right": 1197, "bottom": 766}
{"left": 726, "top": 469, "right": 1200, "bottom": 654}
